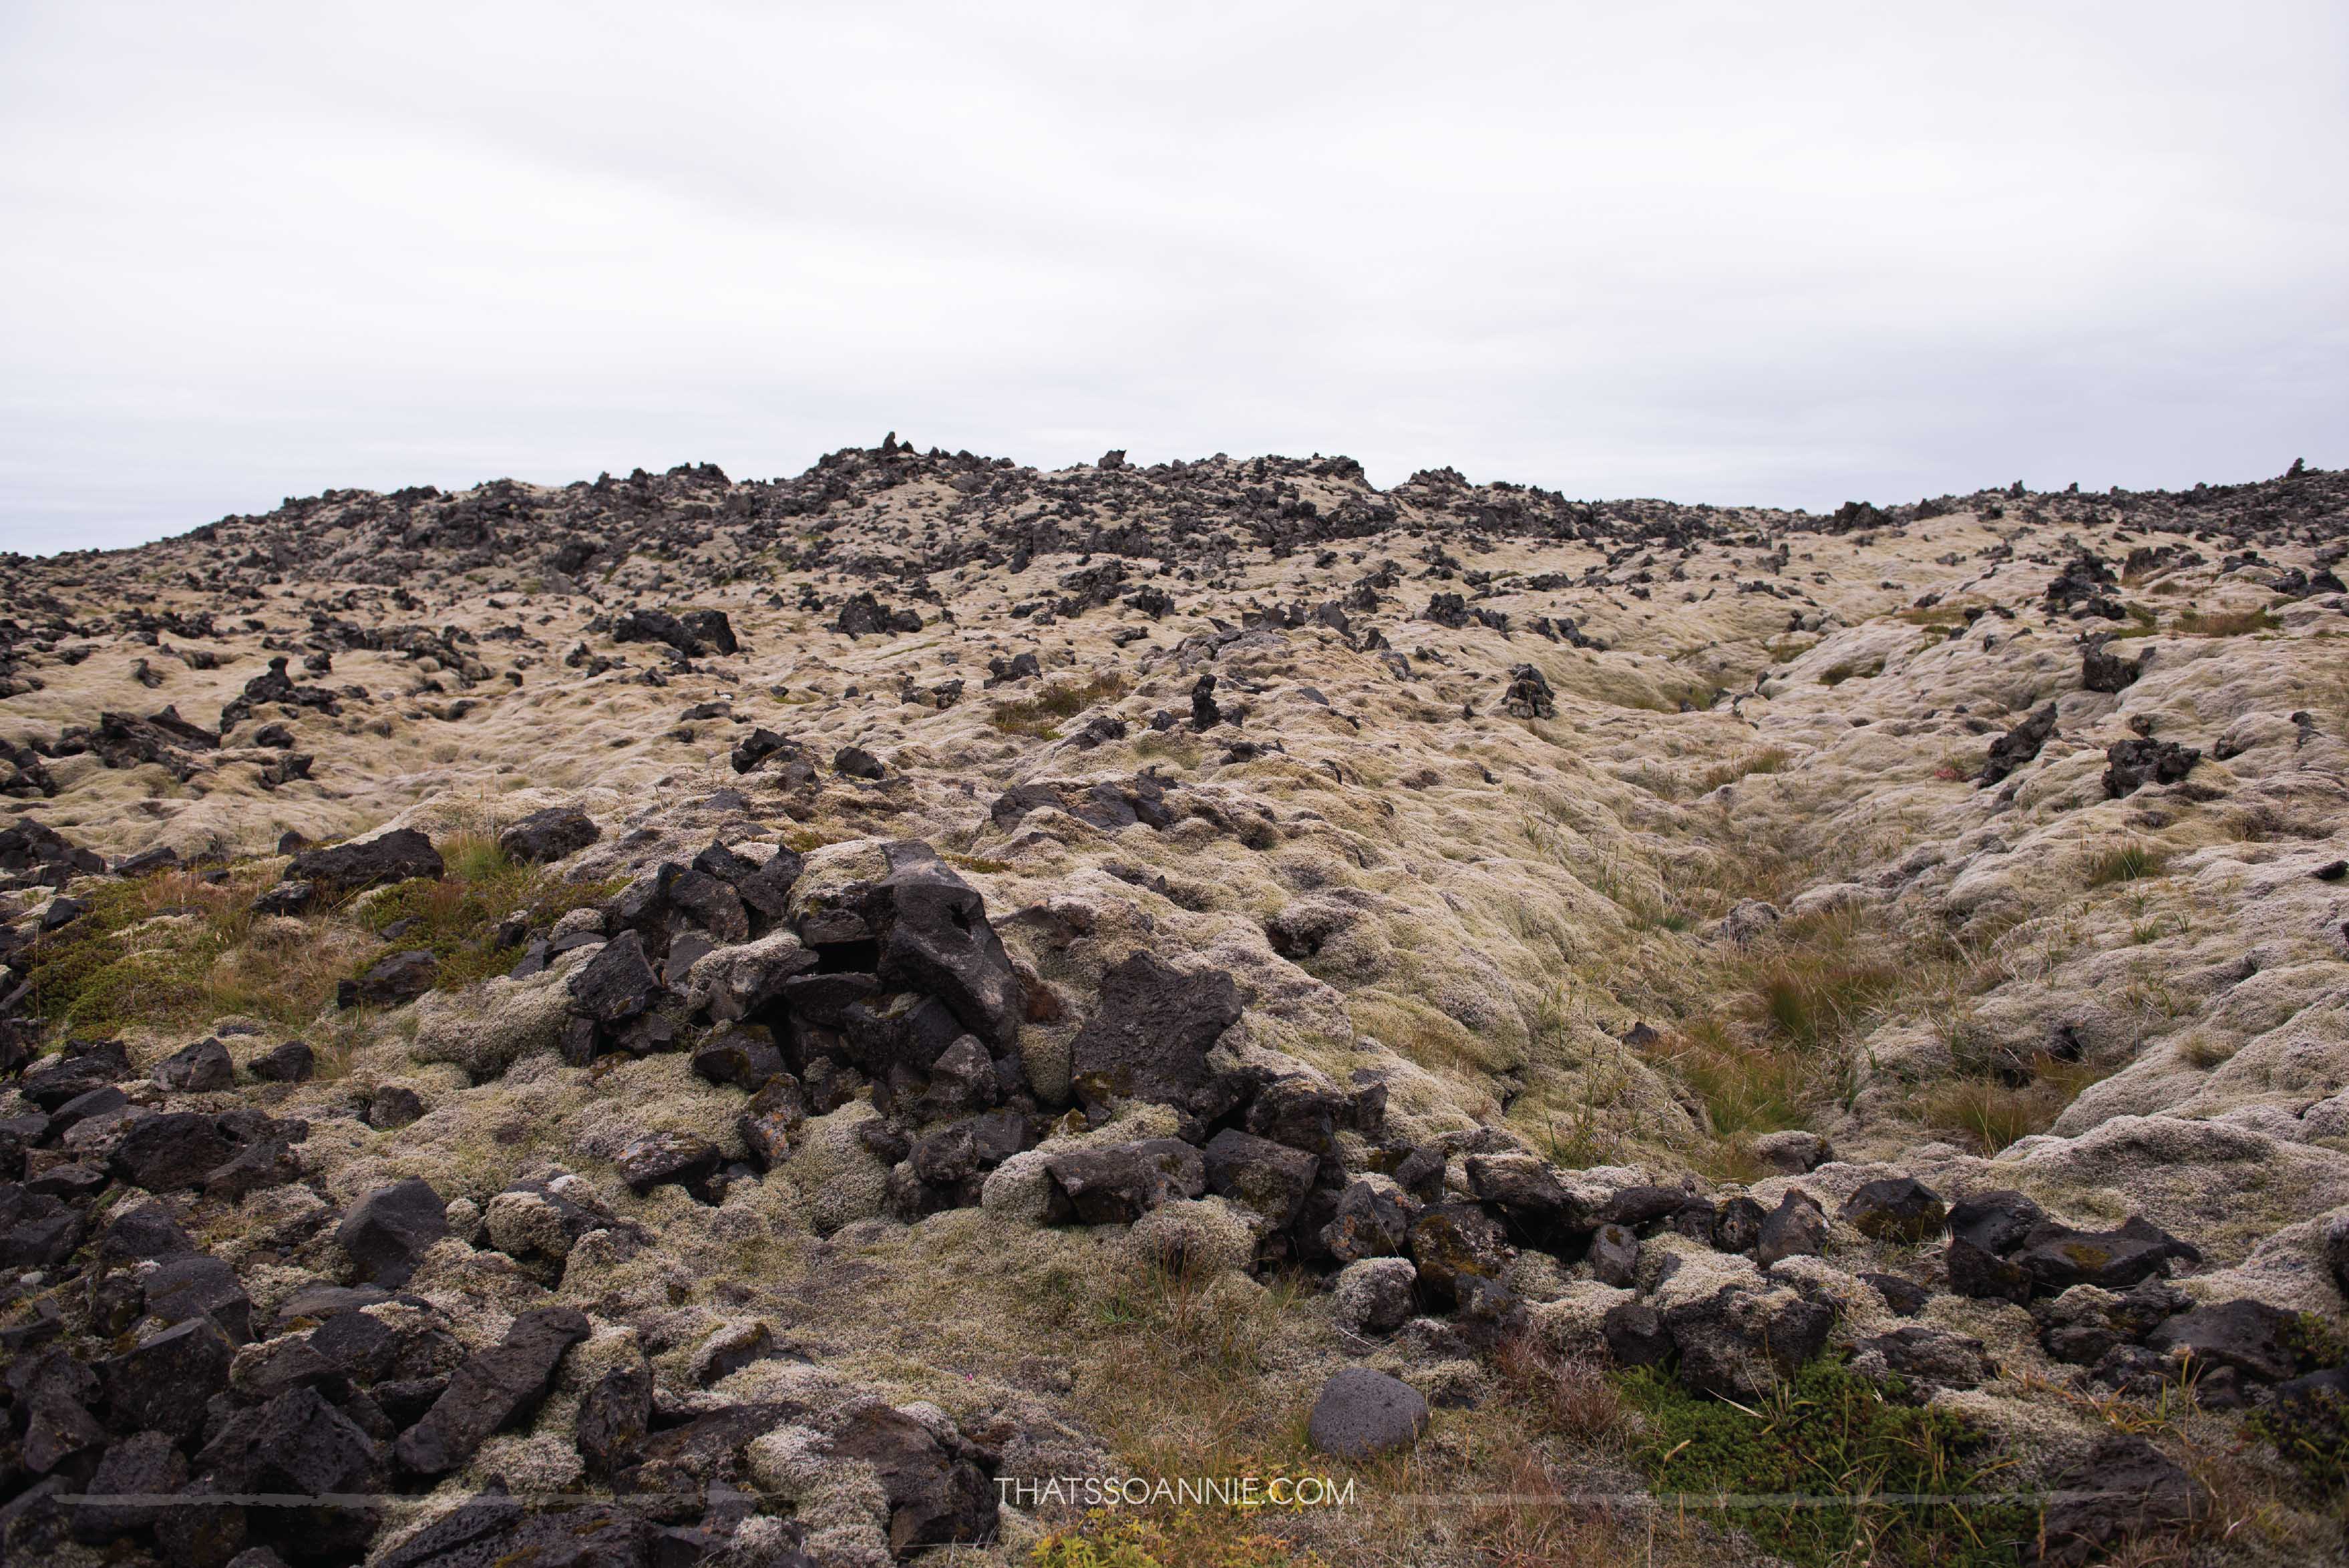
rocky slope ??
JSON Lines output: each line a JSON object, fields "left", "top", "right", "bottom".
{"left": 1, "top": 441, "right": 2346, "bottom": 1567}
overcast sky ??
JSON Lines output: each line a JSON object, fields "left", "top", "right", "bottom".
{"left": 2, "top": 2, "right": 2343, "bottom": 556}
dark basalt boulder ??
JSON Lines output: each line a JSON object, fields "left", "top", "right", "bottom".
{"left": 246, "top": 1039, "right": 315, "bottom": 1083}
{"left": 1422, "top": 592, "right": 1469, "bottom": 628}
{"left": 677, "top": 608, "right": 739, "bottom": 655}
{"left": 834, "top": 745, "right": 886, "bottom": 779}
{"left": 1045, "top": 1139, "right": 1206, "bottom": 1224}
{"left": 19, "top": 1039, "right": 132, "bottom": 1109}
{"left": 665, "top": 867, "right": 749, "bottom": 944}
{"left": 612, "top": 1131, "right": 721, "bottom": 1199}
{"left": 1188, "top": 673, "right": 1221, "bottom": 730}
{"left": 842, "top": 992, "right": 968, "bottom": 1077}
{"left": 498, "top": 806, "right": 600, "bottom": 863}
{"left": 1603, "top": 1300, "right": 1672, "bottom": 1367}
{"left": 821, "top": 1402, "right": 998, "bottom": 1554}
{"left": 738, "top": 1076, "right": 806, "bottom": 1170}
{"left": 1753, "top": 1190, "right": 1829, "bottom": 1266}
{"left": 0, "top": 815, "right": 106, "bottom": 888}
{"left": 111, "top": 1111, "right": 234, "bottom": 1191}
{"left": 835, "top": 592, "right": 922, "bottom": 636}
{"left": 1201, "top": 1128, "right": 1318, "bottom": 1229}
{"left": 864, "top": 856, "right": 1023, "bottom": 1049}
{"left": 613, "top": 605, "right": 736, "bottom": 658}
{"left": 568, "top": 930, "right": 663, "bottom": 1026}
{"left": 2145, "top": 1298, "right": 2306, "bottom": 1386}
{"left": 335, "top": 1177, "right": 448, "bottom": 1288}
{"left": 1464, "top": 1154, "right": 1596, "bottom": 1244}
{"left": 2080, "top": 640, "right": 2143, "bottom": 693}
{"left": 1978, "top": 703, "right": 2058, "bottom": 786}
{"left": 907, "top": 1109, "right": 1029, "bottom": 1189}
{"left": 366, "top": 1085, "right": 425, "bottom": 1129}
{"left": 2103, "top": 737, "right": 2201, "bottom": 798}
{"left": 2014, "top": 1215, "right": 2199, "bottom": 1296}
{"left": 49, "top": 1083, "right": 128, "bottom": 1137}
{"left": 2035, "top": 1278, "right": 2189, "bottom": 1366}
{"left": 1244, "top": 1074, "right": 1346, "bottom": 1155}
{"left": 204, "top": 1135, "right": 301, "bottom": 1202}
{"left": 154, "top": 1036, "right": 235, "bottom": 1093}
{"left": 1711, "top": 1195, "right": 1765, "bottom": 1253}
{"left": 1661, "top": 1284, "right": 1835, "bottom": 1399}
{"left": 250, "top": 879, "right": 316, "bottom": 916}
{"left": 98, "top": 1200, "right": 194, "bottom": 1263}
{"left": 1602, "top": 1183, "right": 1700, "bottom": 1230}
{"left": 1407, "top": 1202, "right": 1515, "bottom": 1317}
{"left": 84, "top": 707, "right": 220, "bottom": 777}
{"left": 219, "top": 655, "right": 341, "bottom": 732}
{"left": 343, "top": 950, "right": 437, "bottom": 1009}
{"left": 696, "top": 839, "right": 802, "bottom": 924}
{"left": 144, "top": 1252, "right": 254, "bottom": 1343}
{"left": 71, "top": 1428, "right": 188, "bottom": 1544}
{"left": 190, "top": 1384, "right": 387, "bottom": 1564}
{"left": 1588, "top": 1222, "right": 1639, "bottom": 1287}
{"left": 1944, "top": 1189, "right": 2046, "bottom": 1302}
{"left": 287, "top": 828, "right": 443, "bottom": 898}
{"left": 691, "top": 1029, "right": 784, "bottom": 1091}
{"left": 916, "top": 1035, "right": 1001, "bottom": 1121}
{"left": 1067, "top": 950, "right": 1243, "bottom": 1113}
{"left": 1863, "top": 1273, "right": 1931, "bottom": 1317}
{"left": 367, "top": 1487, "right": 645, "bottom": 1568}
{"left": 984, "top": 652, "right": 1041, "bottom": 687}
{"left": 1321, "top": 1180, "right": 1412, "bottom": 1264}
{"left": 1865, "top": 1324, "right": 1993, "bottom": 1392}
{"left": 1499, "top": 663, "right": 1555, "bottom": 719}
{"left": 0, "top": 1183, "right": 86, "bottom": 1267}
{"left": 729, "top": 727, "right": 796, "bottom": 775}
{"left": 10, "top": 1345, "right": 102, "bottom": 1469}
{"left": 576, "top": 1362, "right": 653, "bottom": 1479}
{"left": 2030, "top": 1432, "right": 2208, "bottom": 1567}
{"left": 98, "top": 1318, "right": 234, "bottom": 1440}
{"left": 1308, "top": 1367, "right": 1429, "bottom": 1460}
{"left": 1839, "top": 1177, "right": 1946, "bottom": 1242}
{"left": 393, "top": 1306, "right": 590, "bottom": 1477}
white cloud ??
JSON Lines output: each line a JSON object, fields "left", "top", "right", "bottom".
{"left": 3, "top": 0, "right": 2343, "bottom": 552}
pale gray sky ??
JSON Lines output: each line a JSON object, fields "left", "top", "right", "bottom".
{"left": 3, "top": 1, "right": 2343, "bottom": 555}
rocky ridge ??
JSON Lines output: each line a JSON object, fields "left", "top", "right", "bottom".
{"left": 0, "top": 443, "right": 2346, "bottom": 1565}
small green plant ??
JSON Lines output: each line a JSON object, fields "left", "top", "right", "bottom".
{"left": 1031, "top": 1511, "right": 1317, "bottom": 1568}
{"left": 2249, "top": 1385, "right": 2349, "bottom": 1493}
{"left": 1620, "top": 1358, "right": 2036, "bottom": 1568}
{"left": 1682, "top": 746, "right": 1791, "bottom": 797}
{"left": 944, "top": 853, "right": 1013, "bottom": 875}
{"left": 1818, "top": 657, "right": 1883, "bottom": 688}
{"left": 1748, "top": 920, "right": 1903, "bottom": 1054}
{"left": 2176, "top": 605, "right": 2279, "bottom": 636}
{"left": 1031, "top": 1527, "right": 1166, "bottom": 1568}
{"left": 989, "top": 671, "right": 1131, "bottom": 738}
{"left": 21, "top": 862, "right": 341, "bottom": 1032}
{"left": 350, "top": 837, "right": 620, "bottom": 992}
{"left": 2085, "top": 843, "right": 2167, "bottom": 887}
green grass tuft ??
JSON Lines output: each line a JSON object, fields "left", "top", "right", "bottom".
{"left": 352, "top": 836, "right": 620, "bottom": 992}
{"left": 2175, "top": 606, "right": 2279, "bottom": 636}
{"left": 1620, "top": 1358, "right": 2036, "bottom": 1568}
{"left": 2085, "top": 843, "right": 2167, "bottom": 887}
{"left": 988, "top": 671, "right": 1131, "bottom": 738}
